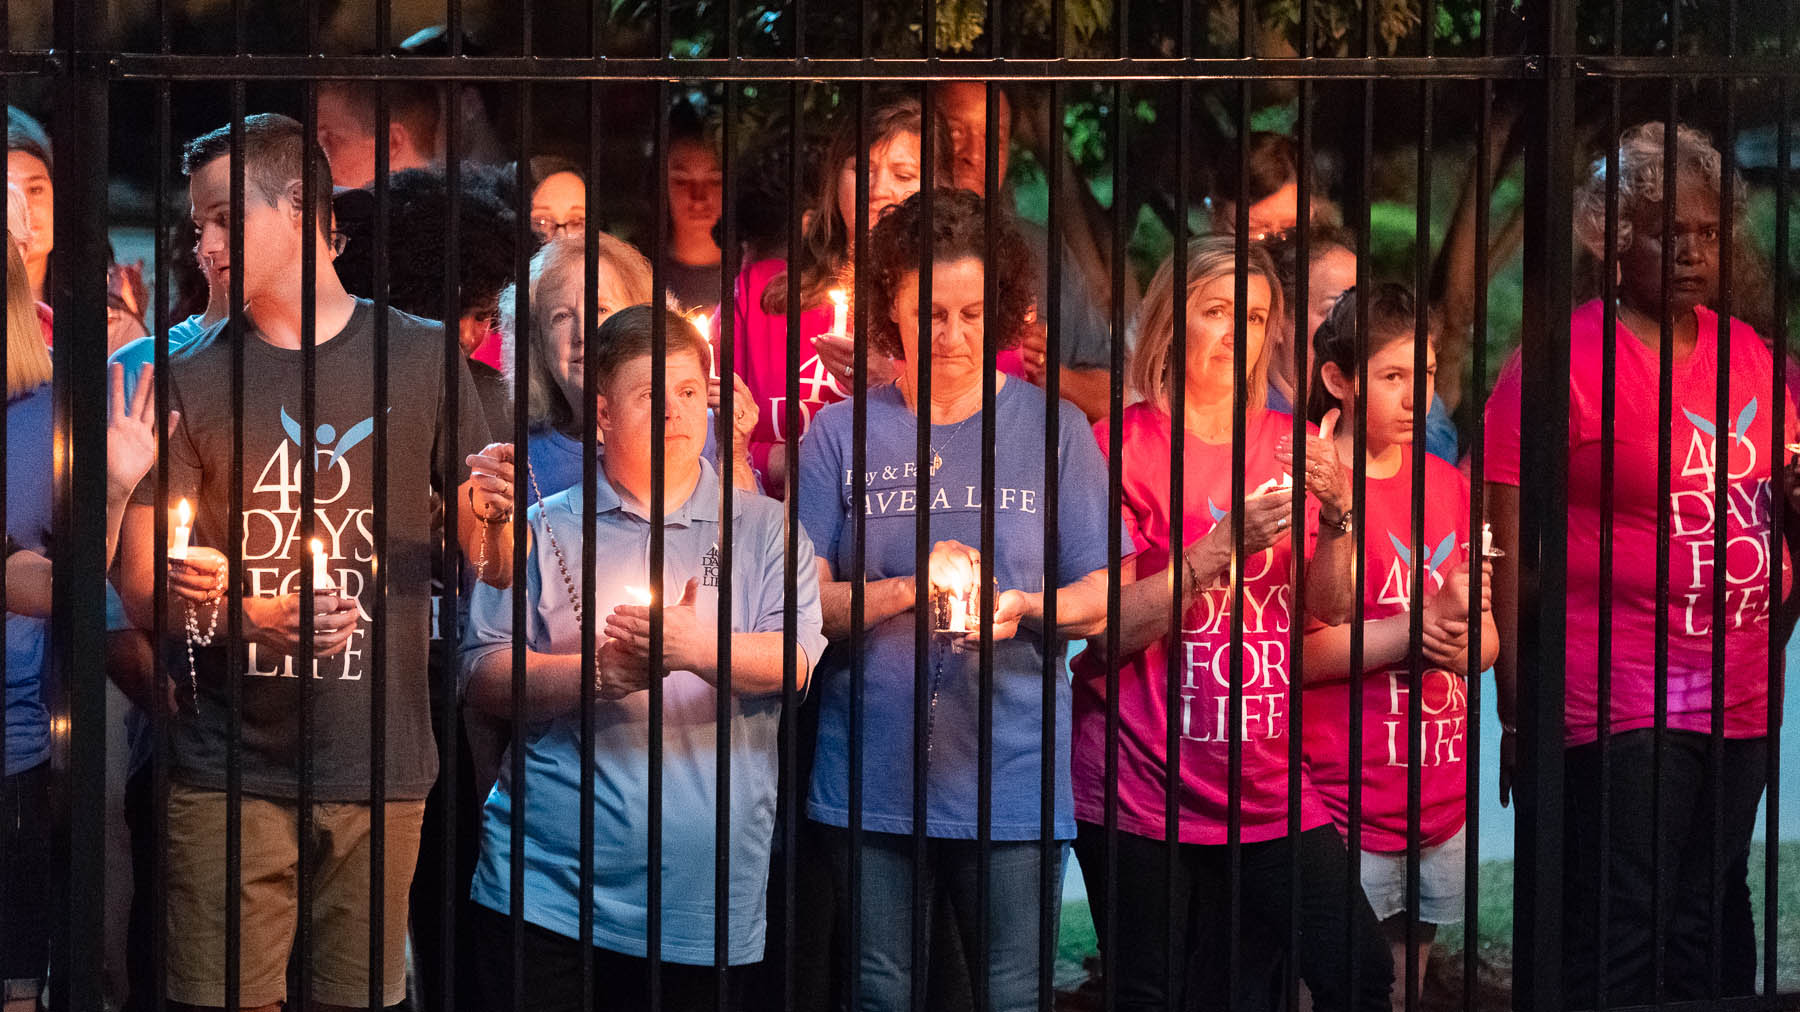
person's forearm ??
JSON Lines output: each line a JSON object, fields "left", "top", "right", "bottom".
{"left": 1058, "top": 366, "right": 1114, "bottom": 424}
{"left": 1300, "top": 614, "right": 1416, "bottom": 685}
{"left": 458, "top": 479, "right": 516, "bottom": 589}
{"left": 119, "top": 504, "right": 157, "bottom": 630}
{"left": 1023, "top": 570, "right": 1111, "bottom": 639}
{"left": 1114, "top": 538, "right": 1229, "bottom": 657}
{"left": 819, "top": 573, "right": 915, "bottom": 640}
{"left": 1490, "top": 485, "right": 1522, "bottom": 730}
{"left": 731, "top": 448, "right": 758, "bottom": 493}
{"left": 1305, "top": 530, "right": 1356, "bottom": 626}
{"left": 695, "top": 632, "right": 808, "bottom": 695}
{"left": 104, "top": 482, "right": 133, "bottom": 572}
{"left": 4, "top": 551, "right": 53, "bottom": 617}
{"left": 465, "top": 647, "right": 586, "bottom": 720}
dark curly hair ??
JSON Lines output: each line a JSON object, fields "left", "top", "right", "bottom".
{"left": 861, "top": 188, "right": 1036, "bottom": 360}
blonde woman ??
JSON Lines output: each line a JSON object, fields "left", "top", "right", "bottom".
{"left": 1068, "top": 236, "right": 1388, "bottom": 1010}
{"left": 466, "top": 234, "right": 758, "bottom": 590}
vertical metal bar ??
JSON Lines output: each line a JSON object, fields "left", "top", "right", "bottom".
{"left": 649, "top": 74, "right": 671, "bottom": 1012}
{"left": 784, "top": 70, "right": 807, "bottom": 1012}
{"left": 1100, "top": 75, "right": 1127, "bottom": 1012}
{"left": 1345, "top": 66, "right": 1373, "bottom": 1010}
{"left": 848, "top": 66, "right": 870, "bottom": 1012}
{"left": 224, "top": 77, "right": 248, "bottom": 1012}
{"left": 437, "top": 63, "right": 465, "bottom": 1012}
{"left": 1226, "top": 68, "right": 1250, "bottom": 1012}
{"left": 976, "top": 73, "right": 1000, "bottom": 1012}
{"left": 1765, "top": 10, "right": 1791, "bottom": 1000}
{"left": 1039, "top": 55, "right": 1066, "bottom": 1012}
{"left": 367, "top": 0, "right": 395, "bottom": 1002}
{"left": 1404, "top": 28, "right": 1436, "bottom": 1008}
{"left": 1462, "top": 24, "right": 1496, "bottom": 1007}
{"left": 713, "top": 57, "right": 740, "bottom": 1012}
{"left": 579, "top": 43, "right": 601, "bottom": 1012}
{"left": 1164, "top": 70, "right": 1191, "bottom": 1012}
{"left": 1288, "top": 49, "right": 1315, "bottom": 1012}
{"left": 1707, "top": 10, "right": 1738, "bottom": 998}
{"left": 1514, "top": 0, "right": 1577, "bottom": 1003}
{"left": 46, "top": 1, "right": 107, "bottom": 1008}
{"left": 1594, "top": 0, "right": 1623, "bottom": 999}
{"left": 508, "top": 76, "right": 532, "bottom": 1012}
{"left": 295, "top": 47, "right": 320, "bottom": 1012}
{"left": 1650, "top": 56, "right": 1680, "bottom": 1009}
{"left": 910, "top": 75, "right": 935, "bottom": 1012}
{"left": 151, "top": 39, "right": 175, "bottom": 1012}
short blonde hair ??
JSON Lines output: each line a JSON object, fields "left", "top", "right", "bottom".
{"left": 6, "top": 230, "right": 49, "bottom": 399}
{"left": 499, "top": 233, "right": 655, "bottom": 432}
{"left": 1128, "top": 236, "right": 1284, "bottom": 413}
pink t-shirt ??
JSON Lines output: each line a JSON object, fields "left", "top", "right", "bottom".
{"left": 730, "top": 259, "right": 847, "bottom": 496}
{"left": 1485, "top": 299, "right": 1793, "bottom": 747}
{"left": 1070, "top": 402, "right": 1331, "bottom": 844}
{"left": 1302, "top": 448, "right": 1470, "bottom": 851}
{"left": 729, "top": 257, "right": 1030, "bottom": 496}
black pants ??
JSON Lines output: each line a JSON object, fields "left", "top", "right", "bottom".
{"left": 472, "top": 903, "right": 742, "bottom": 1012}
{"left": 1561, "top": 730, "right": 1767, "bottom": 1007}
{"left": 408, "top": 704, "right": 488, "bottom": 1012}
{"left": 1, "top": 762, "right": 51, "bottom": 997}
{"left": 1074, "top": 823, "right": 1391, "bottom": 1012}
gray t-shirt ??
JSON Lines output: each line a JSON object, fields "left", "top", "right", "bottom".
{"left": 1013, "top": 217, "right": 1114, "bottom": 372}
{"left": 134, "top": 298, "right": 491, "bottom": 801}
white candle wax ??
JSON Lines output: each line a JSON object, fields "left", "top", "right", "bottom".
{"left": 947, "top": 592, "right": 967, "bottom": 633}
{"left": 828, "top": 289, "right": 849, "bottom": 336}
{"left": 169, "top": 498, "right": 192, "bottom": 561}
{"left": 693, "top": 312, "right": 718, "bottom": 379}
{"left": 310, "top": 538, "right": 334, "bottom": 592}
{"left": 1481, "top": 523, "right": 1494, "bottom": 556}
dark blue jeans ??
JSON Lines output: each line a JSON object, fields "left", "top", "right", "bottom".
{"left": 826, "top": 828, "right": 1064, "bottom": 1012}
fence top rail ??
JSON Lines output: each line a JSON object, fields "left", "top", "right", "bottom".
{"left": 97, "top": 52, "right": 1552, "bottom": 82}
{"left": 52, "top": 52, "right": 1800, "bottom": 83}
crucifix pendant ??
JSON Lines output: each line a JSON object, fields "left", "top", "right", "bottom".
{"left": 931, "top": 451, "right": 944, "bottom": 477}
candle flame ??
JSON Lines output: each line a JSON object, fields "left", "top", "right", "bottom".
{"left": 828, "top": 288, "right": 848, "bottom": 309}
{"left": 311, "top": 538, "right": 326, "bottom": 557}
{"left": 623, "top": 585, "right": 653, "bottom": 605}
{"left": 691, "top": 311, "right": 712, "bottom": 336}
{"left": 177, "top": 498, "right": 192, "bottom": 526}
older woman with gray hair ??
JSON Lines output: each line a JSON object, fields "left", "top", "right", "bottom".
{"left": 464, "top": 234, "right": 759, "bottom": 590}
{"left": 1485, "top": 121, "right": 1796, "bottom": 1004}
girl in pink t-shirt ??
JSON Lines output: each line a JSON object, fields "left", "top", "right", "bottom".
{"left": 1486, "top": 121, "right": 1795, "bottom": 1005}
{"left": 1301, "top": 284, "right": 1497, "bottom": 1011}
{"left": 1070, "top": 236, "right": 1392, "bottom": 1010}
{"left": 729, "top": 94, "right": 946, "bottom": 496}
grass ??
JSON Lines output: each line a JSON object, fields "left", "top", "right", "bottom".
{"left": 1053, "top": 843, "right": 1800, "bottom": 1004}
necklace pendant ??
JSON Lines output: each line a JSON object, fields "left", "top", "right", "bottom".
{"left": 931, "top": 451, "right": 943, "bottom": 477}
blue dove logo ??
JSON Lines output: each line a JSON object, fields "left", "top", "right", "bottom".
{"left": 1682, "top": 397, "right": 1757, "bottom": 444}
{"left": 1388, "top": 530, "right": 1458, "bottom": 578}
{"left": 1207, "top": 498, "right": 1227, "bottom": 523}
{"left": 280, "top": 406, "right": 376, "bottom": 471}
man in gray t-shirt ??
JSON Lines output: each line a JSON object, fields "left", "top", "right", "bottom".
{"left": 116, "top": 113, "right": 492, "bottom": 1012}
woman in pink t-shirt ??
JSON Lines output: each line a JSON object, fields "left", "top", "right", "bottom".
{"left": 1301, "top": 284, "right": 1497, "bottom": 1011}
{"left": 728, "top": 94, "right": 948, "bottom": 496}
{"left": 1070, "top": 236, "right": 1390, "bottom": 1011}
{"left": 1486, "top": 122, "right": 1796, "bottom": 1005}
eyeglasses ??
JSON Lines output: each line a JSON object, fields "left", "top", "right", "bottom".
{"left": 532, "top": 216, "right": 587, "bottom": 239}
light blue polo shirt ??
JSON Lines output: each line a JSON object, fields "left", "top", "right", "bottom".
{"left": 462, "top": 456, "right": 826, "bottom": 965}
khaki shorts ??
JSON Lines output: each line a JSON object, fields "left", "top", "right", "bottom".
{"left": 164, "top": 783, "right": 425, "bottom": 1009}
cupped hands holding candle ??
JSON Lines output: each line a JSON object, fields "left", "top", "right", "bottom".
{"left": 603, "top": 577, "right": 717, "bottom": 685}
{"left": 927, "top": 540, "right": 1030, "bottom": 652}
{"left": 811, "top": 286, "right": 897, "bottom": 392}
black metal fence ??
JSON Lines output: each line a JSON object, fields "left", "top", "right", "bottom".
{"left": 8, "top": 0, "right": 1800, "bottom": 1010}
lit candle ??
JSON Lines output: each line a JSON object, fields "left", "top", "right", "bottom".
{"left": 169, "top": 498, "right": 192, "bottom": 561}
{"left": 1481, "top": 522, "right": 1494, "bottom": 557}
{"left": 310, "top": 538, "right": 334, "bottom": 592}
{"left": 692, "top": 311, "right": 718, "bottom": 379}
{"left": 946, "top": 591, "right": 967, "bottom": 633}
{"left": 827, "top": 288, "right": 849, "bottom": 337}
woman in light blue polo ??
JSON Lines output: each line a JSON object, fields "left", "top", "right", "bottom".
{"left": 795, "top": 189, "right": 1115, "bottom": 1012}
{"left": 461, "top": 305, "right": 825, "bottom": 1012}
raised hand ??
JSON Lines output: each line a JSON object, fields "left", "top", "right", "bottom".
{"left": 465, "top": 442, "right": 516, "bottom": 520}
{"left": 1277, "top": 408, "right": 1351, "bottom": 519}
{"left": 108, "top": 362, "right": 178, "bottom": 501}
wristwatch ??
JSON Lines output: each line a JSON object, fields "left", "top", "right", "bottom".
{"left": 1319, "top": 507, "right": 1353, "bottom": 536}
